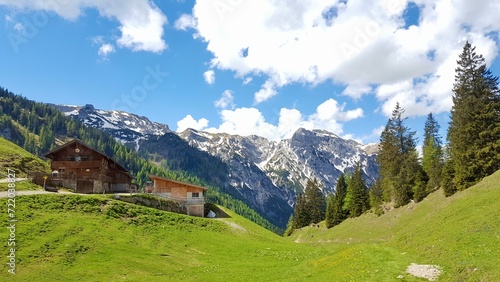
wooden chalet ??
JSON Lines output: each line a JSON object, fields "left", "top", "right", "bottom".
{"left": 148, "top": 174, "right": 207, "bottom": 217}
{"left": 44, "top": 139, "right": 131, "bottom": 193}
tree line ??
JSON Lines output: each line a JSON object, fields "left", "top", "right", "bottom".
{"left": 285, "top": 42, "right": 499, "bottom": 236}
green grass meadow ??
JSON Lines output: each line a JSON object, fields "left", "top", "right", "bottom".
{"left": 0, "top": 170, "right": 498, "bottom": 281}
{"left": 0, "top": 137, "right": 49, "bottom": 179}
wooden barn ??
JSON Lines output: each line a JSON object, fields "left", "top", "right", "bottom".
{"left": 44, "top": 139, "right": 131, "bottom": 193}
{"left": 148, "top": 174, "right": 207, "bottom": 217}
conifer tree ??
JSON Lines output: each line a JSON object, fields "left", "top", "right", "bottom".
{"left": 369, "top": 179, "right": 384, "bottom": 216}
{"left": 292, "top": 193, "right": 309, "bottom": 229}
{"left": 412, "top": 169, "right": 428, "bottom": 203}
{"left": 441, "top": 147, "right": 457, "bottom": 197}
{"left": 422, "top": 113, "right": 443, "bottom": 192}
{"left": 325, "top": 173, "right": 348, "bottom": 228}
{"left": 325, "top": 194, "right": 335, "bottom": 228}
{"left": 377, "top": 103, "right": 419, "bottom": 206}
{"left": 39, "top": 124, "right": 55, "bottom": 152}
{"left": 304, "top": 179, "right": 326, "bottom": 224}
{"left": 394, "top": 152, "right": 424, "bottom": 207}
{"left": 333, "top": 173, "right": 348, "bottom": 224}
{"left": 378, "top": 117, "right": 400, "bottom": 202}
{"left": 345, "top": 163, "right": 369, "bottom": 217}
{"left": 448, "top": 41, "right": 500, "bottom": 190}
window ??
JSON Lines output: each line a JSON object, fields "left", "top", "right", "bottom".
{"left": 192, "top": 192, "right": 199, "bottom": 198}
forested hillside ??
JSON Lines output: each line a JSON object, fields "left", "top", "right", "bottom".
{"left": 0, "top": 87, "right": 282, "bottom": 233}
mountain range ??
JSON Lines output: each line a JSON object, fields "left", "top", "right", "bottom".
{"left": 54, "top": 104, "right": 379, "bottom": 228}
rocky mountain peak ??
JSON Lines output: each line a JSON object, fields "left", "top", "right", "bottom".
{"left": 51, "top": 104, "right": 169, "bottom": 149}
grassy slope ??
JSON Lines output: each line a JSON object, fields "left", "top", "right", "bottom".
{"left": 1, "top": 194, "right": 426, "bottom": 281}
{"left": 290, "top": 170, "right": 500, "bottom": 281}
{"left": 0, "top": 137, "right": 50, "bottom": 178}
{"left": 0, "top": 171, "right": 497, "bottom": 281}
{"left": 0, "top": 137, "right": 49, "bottom": 191}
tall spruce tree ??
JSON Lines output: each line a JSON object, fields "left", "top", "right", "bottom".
{"left": 344, "top": 163, "right": 369, "bottom": 217}
{"left": 325, "top": 194, "right": 335, "bottom": 228}
{"left": 422, "top": 113, "right": 443, "bottom": 192}
{"left": 448, "top": 41, "right": 500, "bottom": 190}
{"left": 292, "top": 193, "right": 309, "bottom": 229}
{"left": 377, "top": 103, "right": 420, "bottom": 206}
{"left": 304, "top": 179, "right": 326, "bottom": 224}
{"left": 325, "top": 173, "right": 348, "bottom": 228}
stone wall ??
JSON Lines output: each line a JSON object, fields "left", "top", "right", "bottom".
{"left": 112, "top": 194, "right": 187, "bottom": 215}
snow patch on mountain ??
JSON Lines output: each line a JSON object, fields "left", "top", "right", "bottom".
{"left": 51, "top": 104, "right": 169, "bottom": 148}
{"left": 180, "top": 127, "right": 379, "bottom": 198}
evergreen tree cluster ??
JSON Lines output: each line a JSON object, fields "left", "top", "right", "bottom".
{"left": 376, "top": 41, "right": 499, "bottom": 209}
{"left": 324, "top": 164, "right": 370, "bottom": 229}
{"left": 286, "top": 163, "right": 371, "bottom": 235}
{"left": 285, "top": 179, "right": 326, "bottom": 235}
{"left": 376, "top": 105, "right": 443, "bottom": 208}
{"left": 377, "top": 102, "right": 422, "bottom": 207}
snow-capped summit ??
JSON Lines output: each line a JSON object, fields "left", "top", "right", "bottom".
{"left": 51, "top": 104, "right": 169, "bottom": 149}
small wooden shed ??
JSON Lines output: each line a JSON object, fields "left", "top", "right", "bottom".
{"left": 148, "top": 174, "right": 207, "bottom": 217}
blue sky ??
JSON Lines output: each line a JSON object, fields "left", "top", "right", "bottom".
{"left": 1, "top": 0, "right": 499, "bottom": 144}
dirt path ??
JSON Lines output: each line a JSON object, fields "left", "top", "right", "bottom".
{"left": 0, "top": 178, "right": 28, "bottom": 183}
{"left": 0, "top": 190, "right": 73, "bottom": 198}
{"left": 216, "top": 219, "right": 247, "bottom": 232}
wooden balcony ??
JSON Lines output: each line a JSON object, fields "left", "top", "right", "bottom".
{"left": 52, "top": 161, "right": 102, "bottom": 169}
{"left": 154, "top": 193, "right": 205, "bottom": 205}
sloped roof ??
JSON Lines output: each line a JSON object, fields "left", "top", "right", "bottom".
{"left": 148, "top": 174, "right": 208, "bottom": 191}
{"left": 45, "top": 139, "right": 129, "bottom": 174}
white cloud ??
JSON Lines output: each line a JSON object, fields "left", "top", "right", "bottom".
{"left": 214, "top": 90, "right": 235, "bottom": 109}
{"left": 202, "top": 98, "right": 364, "bottom": 141}
{"left": 98, "top": 43, "right": 115, "bottom": 58}
{"left": 174, "top": 14, "right": 196, "bottom": 30}
{"left": 254, "top": 79, "right": 278, "bottom": 104}
{"left": 313, "top": 98, "right": 364, "bottom": 122}
{"left": 203, "top": 69, "right": 215, "bottom": 84}
{"left": 0, "top": 0, "right": 168, "bottom": 53}
{"left": 342, "top": 82, "right": 372, "bottom": 99}
{"left": 206, "top": 107, "right": 278, "bottom": 139}
{"left": 186, "top": 0, "right": 500, "bottom": 113}
{"left": 243, "top": 77, "right": 253, "bottom": 85}
{"left": 176, "top": 114, "right": 209, "bottom": 132}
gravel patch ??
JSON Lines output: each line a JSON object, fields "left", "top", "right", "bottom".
{"left": 406, "top": 263, "right": 442, "bottom": 281}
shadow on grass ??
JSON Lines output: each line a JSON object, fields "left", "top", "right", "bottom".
{"left": 204, "top": 203, "right": 231, "bottom": 218}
